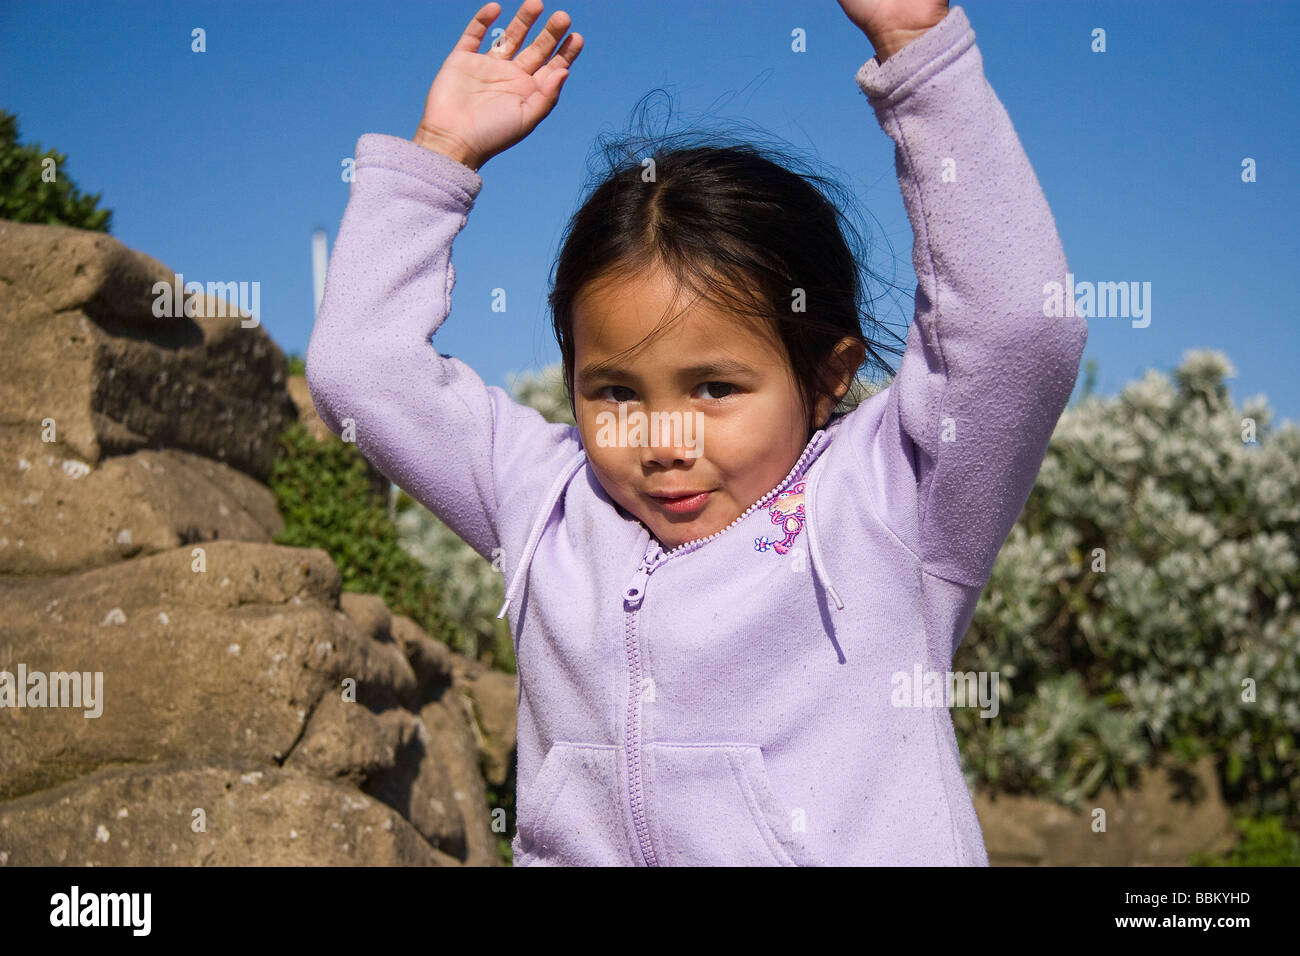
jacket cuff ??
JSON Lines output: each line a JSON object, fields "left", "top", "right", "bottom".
{"left": 353, "top": 132, "right": 484, "bottom": 207}
{"left": 855, "top": 5, "right": 975, "bottom": 106}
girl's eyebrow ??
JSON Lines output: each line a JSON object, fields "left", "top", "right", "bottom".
{"left": 579, "top": 358, "right": 758, "bottom": 383}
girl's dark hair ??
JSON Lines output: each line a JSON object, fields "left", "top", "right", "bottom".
{"left": 548, "top": 91, "right": 908, "bottom": 438}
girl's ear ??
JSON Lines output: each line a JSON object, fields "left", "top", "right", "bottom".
{"left": 833, "top": 337, "right": 868, "bottom": 393}
{"left": 814, "top": 337, "right": 868, "bottom": 427}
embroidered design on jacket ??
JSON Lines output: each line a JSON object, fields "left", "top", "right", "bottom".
{"left": 754, "top": 481, "right": 806, "bottom": 555}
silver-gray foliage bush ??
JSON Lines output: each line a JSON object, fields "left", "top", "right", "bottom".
{"left": 953, "top": 349, "right": 1299, "bottom": 823}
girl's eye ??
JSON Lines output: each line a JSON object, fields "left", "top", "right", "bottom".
{"left": 698, "top": 382, "right": 736, "bottom": 401}
{"left": 597, "top": 383, "right": 736, "bottom": 402}
{"left": 599, "top": 385, "right": 636, "bottom": 403}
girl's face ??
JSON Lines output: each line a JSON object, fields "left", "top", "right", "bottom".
{"left": 571, "top": 267, "right": 852, "bottom": 551}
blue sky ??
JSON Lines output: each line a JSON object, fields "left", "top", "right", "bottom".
{"left": 3, "top": 0, "right": 1298, "bottom": 425}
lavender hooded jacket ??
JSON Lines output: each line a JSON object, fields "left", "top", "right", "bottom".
{"left": 305, "top": 6, "right": 1088, "bottom": 866}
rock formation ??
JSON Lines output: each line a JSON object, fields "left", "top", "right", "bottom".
{"left": 0, "top": 221, "right": 513, "bottom": 866}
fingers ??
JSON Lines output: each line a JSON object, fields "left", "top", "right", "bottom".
{"left": 509, "top": 8, "right": 576, "bottom": 75}
{"left": 456, "top": 0, "right": 582, "bottom": 91}
{"left": 484, "top": 0, "right": 542, "bottom": 58}
{"left": 533, "top": 31, "right": 582, "bottom": 86}
{"left": 484, "top": 0, "right": 579, "bottom": 76}
{"left": 453, "top": 2, "right": 502, "bottom": 55}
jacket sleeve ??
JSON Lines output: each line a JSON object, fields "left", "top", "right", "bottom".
{"left": 304, "top": 133, "right": 581, "bottom": 563}
{"left": 838, "top": 4, "right": 1088, "bottom": 588}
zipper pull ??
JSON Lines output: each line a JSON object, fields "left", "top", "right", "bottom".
{"left": 624, "top": 541, "right": 662, "bottom": 610}
{"left": 624, "top": 564, "right": 650, "bottom": 610}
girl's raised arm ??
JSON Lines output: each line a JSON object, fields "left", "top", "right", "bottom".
{"left": 831, "top": 3, "right": 1089, "bottom": 592}
{"left": 305, "top": 2, "right": 584, "bottom": 563}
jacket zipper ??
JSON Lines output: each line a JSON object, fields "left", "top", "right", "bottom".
{"left": 619, "top": 430, "right": 826, "bottom": 865}
{"left": 622, "top": 567, "right": 659, "bottom": 866}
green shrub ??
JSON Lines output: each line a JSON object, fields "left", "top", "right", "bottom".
{"left": 1190, "top": 815, "right": 1300, "bottom": 866}
{"left": 268, "top": 419, "right": 455, "bottom": 647}
{"left": 0, "top": 109, "right": 112, "bottom": 232}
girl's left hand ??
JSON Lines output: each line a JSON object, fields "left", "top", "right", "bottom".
{"left": 835, "top": 0, "right": 950, "bottom": 61}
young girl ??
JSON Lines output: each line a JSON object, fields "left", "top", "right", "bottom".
{"left": 306, "top": 0, "right": 1088, "bottom": 865}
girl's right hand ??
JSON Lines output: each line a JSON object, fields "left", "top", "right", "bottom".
{"left": 413, "top": 0, "right": 583, "bottom": 171}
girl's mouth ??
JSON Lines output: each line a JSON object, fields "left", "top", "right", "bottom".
{"left": 650, "top": 491, "right": 711, "bottom": 514}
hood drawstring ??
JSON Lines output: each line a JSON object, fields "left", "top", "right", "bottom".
{"left": 804, "top": 445, "right": 845, "bottom": 611}
{"left": 497, "top": 448, "right": 587, "bottom": 620}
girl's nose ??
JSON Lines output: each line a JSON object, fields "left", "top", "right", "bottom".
{"left": 638, "top": 409, "right": 704, "bottom": 465}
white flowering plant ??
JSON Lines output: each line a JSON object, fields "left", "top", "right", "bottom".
{"left": 953, "top": 350, "right": 1298, "bottom": 832}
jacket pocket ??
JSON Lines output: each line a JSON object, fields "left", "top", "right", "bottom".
{"left": 514, "top": 742, "right": 638, "bottom": 866}
{"left": 646, "top": 742, "right": 825, "bottom": 866}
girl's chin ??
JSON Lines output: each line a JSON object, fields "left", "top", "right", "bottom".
{"left": 648, "top": 514, "right": 737, "bottom": 551}
{"left": 617, "top": 494, "right": 740, "bottom": 549}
